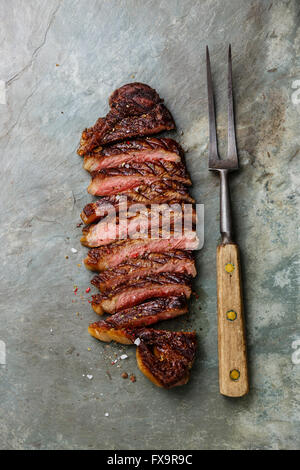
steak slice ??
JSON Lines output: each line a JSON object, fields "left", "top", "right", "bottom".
{"left": 81, "top": 182, "right": 195, "bottom": 225}
{"left": 78, "top": 83, "right": 175, "bottom": 155}
{"left": 80, "top": 204, "right": 196, "bottom": 247}
{"left": 88, "top": 296, "right": 188, "bottom": 341}
{"left": 91, "top": 273, "right": 192, "bottom": 314}
{"left": 83, "top": 137, "right": 182, "bottom": 172}
{"left": 89, "top": 324, "right": 197, "bottom": 388}
{"left": 84, "top": 235, "right": 199, "bottom": 272}
{"left": 91, "top": 251, "right": 196, "bottom": 292}
{"left": 135, "top": 329, "right": 197, "bottom": 388}
{"left": 88, "top": 161, "right": 191, "bottom": 196}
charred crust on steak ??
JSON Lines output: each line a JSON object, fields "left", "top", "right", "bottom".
{"left": 90, "top": 273, "right": 192, "bottom": 314}
{"left": 92, "top": 250, "right": 196, "bottom": 292}
{"left": 84, "top": 137, "right": 184, "bottom": 158}
{"left": 80, "top": 204, "right": 196, "bottom": 248}
{"left": 135, "top": 329, "right": 197, "bottom": 388}
{"left": 87, "top": 161, "right": 192, "bottom": 196}
{"left": 88, "top": 322, "right": 197, "bottom": 388}
{"left": 84, "top": 235, "right": 199, "bottom": 271}
{"left": 109, "top": 82, "right": 162, "bottom": 109}
{"left": 91, "top": 273, "right": 191, "bottom": 315}
{"left": 91, "top": 272, "right": 192, "bottom": 294}
{"left": 80, "top": 182, "right": 195, "bottom": 224}
{"left": 89, "top": 296, "right": 188, "bottom": 331}
{"left": 90, "top": 160, "right": 190, "bottom": 180}
{"left": 91, "top": 253, "right": 196, "bottom": 292}
{"left": 78, "top": 83, "right": 175, "bottom": 155}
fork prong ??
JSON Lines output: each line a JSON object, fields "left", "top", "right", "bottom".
{"left": 227, "top": 45, "right": 238, "bottom": 166}
{"left": 206, "top": 46, "right": 219, "bottom": 164}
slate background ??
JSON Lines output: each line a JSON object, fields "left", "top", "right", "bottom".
{"left": 0, "top": 0, "right": 299, "bottom": 449}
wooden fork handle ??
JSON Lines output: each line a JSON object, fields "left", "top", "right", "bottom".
{"left": 217, "top": 243, "right": 249, "bottom": 397}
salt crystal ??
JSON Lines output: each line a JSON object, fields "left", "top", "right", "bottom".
{"left": 120, "top": 354, "right": 128, "bottom": 360}
{"left": 87, "top": 374, "right": 93, "bottom": 380}
{"left": 71, "top": 248, "right": 78, "bottom": 253}
{"left": 134, "top": 338, "right": 141, "bottom": 346}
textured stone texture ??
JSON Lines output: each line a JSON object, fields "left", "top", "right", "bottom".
{"left": 0, "top": 0, "right": 299, "bottom": 450}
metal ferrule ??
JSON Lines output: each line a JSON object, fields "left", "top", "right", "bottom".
{"left": 219, "top": 169, "right": 234, "bottom": 244}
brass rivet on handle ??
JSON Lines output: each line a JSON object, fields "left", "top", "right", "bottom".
{"left": 226, "top": 310, "right": 237, "bottom": 321}
{"left": 230, "top": 369, "right": 240, "bottom": 381}
{"left": 225, "top": 263, "right": 235, "bottom": 273}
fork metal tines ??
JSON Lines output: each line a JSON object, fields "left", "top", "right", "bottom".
{"left": 206, "top": 45, "right": 239, "bottom": 171}
{"left": 206, "top": 45, "right": 239, "bottom": 244}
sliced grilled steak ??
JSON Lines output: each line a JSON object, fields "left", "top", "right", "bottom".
{"left": 81, "top": 196, "right": 121, "bottom": 225}
{"left": 135, "top": 329, "right": 197, "bottom": 388}
{"left": 83, "top": 137, "right": 182, "bottom": 172}
{"left": 91, "top": 251, "right": 196, "bottom": 292}
{"left": 91, "top": 273, "right": 192, "bottom": 314}
{"left": 81, "top": 182, "right": 195, "bottom": 225}
{"left": 81, "top": 204, "right": 196, "bottom": 247}
{"left": 88, "top": 323, "right": 197, "bottom": 388}
{"left": 78, "top": 83, "right": 175, "bottom": 155}
{"left": 88, "top": 161, "right": 191, "bottom": 196}
{"left": 84, "top": 235, "right": 199, "bottom": 271}
{"left": 88, "top": 296, "right": 188, "bottom": 341}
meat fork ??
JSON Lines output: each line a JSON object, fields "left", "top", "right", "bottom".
{"left": 206, "top": 45, "right": 249, "bottom": 397}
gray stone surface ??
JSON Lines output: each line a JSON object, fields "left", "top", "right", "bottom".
{"left": 0, "top": 0, "right": 299, "bottom": 450}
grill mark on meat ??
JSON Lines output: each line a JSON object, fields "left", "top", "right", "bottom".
{"left": 135, "top": 329, "right": 197, "bottom": 388}
{"left": 91, "top": 160, "right": 189, "bottom": 178}
{"left": 91, "top": 251, "right": 196, "bottom": 292}
{"left": 92, "top": 137, "right": 183, "bottom": 157}
{"left": 91, "top": 273, "right": 192, "bottom": 314}
{"left": 78, "top": 83, "right": 175, "bottom": 155}
{"left": 88, "top": 323, "right": 197, "bottom": 388}
{"left": 88, "top": 160, "right": 191, "bottom": 196}
{"left": 84, "top": 235, "right": 199, "bottom": 271}
{"left": 89, "top": 296, "right": 188, "bottom": 333}
{"left": 81, "top": 182, "right": 195, "bottom": 224}
{"left": 92, "top": 271, "right": 192, "bottom": 292}
{"left": 83, "top": 137, "right": 183, "bottom": 172}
